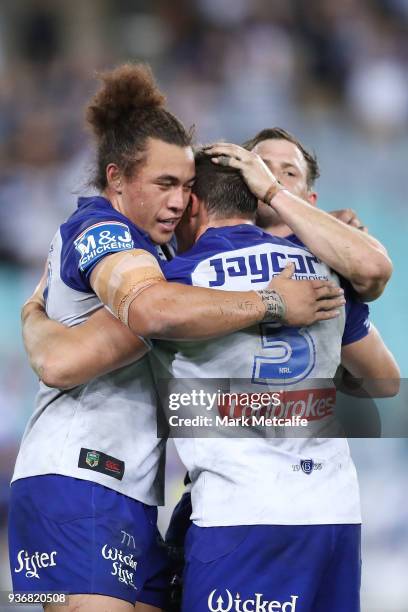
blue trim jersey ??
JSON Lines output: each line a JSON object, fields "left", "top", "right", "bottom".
{"left": 165, "top": 226, "right": 370, "bottom": 347}
{"left": 286, "top": 233, "right": 370, "bottom": 346}
{"left": 12, "top": 196, "right": 165, "bottom": 505}
{"left": 58, "top": 196, "right": 164, "bottom": 293}
{"left": 152, "top": 224, "right": 369, "bottom": 526}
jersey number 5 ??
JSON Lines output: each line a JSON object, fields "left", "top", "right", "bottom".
{"left": 252, "top": 323, "right": 316, "bottom": 386}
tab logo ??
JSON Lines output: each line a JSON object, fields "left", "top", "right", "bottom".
{"left": 74, "top": 221, "right": 134, "bottom": 271}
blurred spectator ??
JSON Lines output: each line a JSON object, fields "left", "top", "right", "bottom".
{"left": 0, "top": 0, "right": 407, "bottom": 263}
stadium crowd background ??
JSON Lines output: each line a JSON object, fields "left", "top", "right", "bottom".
{"left": 0, "top": 1, "right": 407, "bottom": 610}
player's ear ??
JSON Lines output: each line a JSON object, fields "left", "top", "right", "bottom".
{"left": 106, "top": 164, "right": 123, "bottom": 194}
{"left": 307, "top": 191, "right": 318, "bottom": 206}
{"left": 189, "top": 193, "right": 201, "bottom": 217}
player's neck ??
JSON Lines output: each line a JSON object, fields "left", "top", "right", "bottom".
{"left": 196, "top": 217, "right": 254, "bottom": 241}
{"left": 102, "top": 189, "right": 123, "bottom": 215}
{"left": 261, "top": 222, "right": 292, "bottom": 238}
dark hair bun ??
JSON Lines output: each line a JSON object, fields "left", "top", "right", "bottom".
{"left": 86, "top": 63, "right": 166, "bottom": 138}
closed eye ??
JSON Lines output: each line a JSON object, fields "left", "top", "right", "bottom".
{"left": 156, "top": 180, "right": 174, "bottom": 190}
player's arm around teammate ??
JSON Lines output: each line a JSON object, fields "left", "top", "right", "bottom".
{"left": 11, "top": 67, "right": 344, "bottom": 612}
{"left": 22, "top": 303, "right": 148, "bottom": 389}
{"left": 204, "top": 142, "right": 392, "bottom": 301}
{"left": 22, "top": 259, "right": 344, "bottom": 388}
{"left": 84, "top": 143, "right": 344, "bottom": 340}
{"left": 340, "top": 323, "right": 400, "bottom": 397}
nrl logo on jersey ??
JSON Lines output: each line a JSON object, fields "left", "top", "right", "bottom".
{"left": 86, "top": 451, "right": 100, "bottom": 468}
{"left": 208, "top": 589, "right": 298, "bottom": 611}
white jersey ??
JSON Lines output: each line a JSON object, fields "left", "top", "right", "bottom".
{"left": 13, "top": 196, "right": 165, "bottom": 505}
{"left": 152, "top": 225, "right": 369, "bottom": 526}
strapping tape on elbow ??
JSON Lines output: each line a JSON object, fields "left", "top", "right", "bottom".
{"left": 91, "top": 250, "right": 165, "bottom": 326}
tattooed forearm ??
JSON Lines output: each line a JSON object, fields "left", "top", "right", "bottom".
{"left": 256, "top": 289, "right": 286, "bottom": 322}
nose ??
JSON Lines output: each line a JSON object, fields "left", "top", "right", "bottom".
{"left": 167, "top": 187, "right": 188, "bottom": 212}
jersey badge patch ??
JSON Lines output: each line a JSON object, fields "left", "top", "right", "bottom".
{"left": 74, "top": 221, "right": 134, "bottom": 272}
{"left": 300, "top": 459, "right": 315, "bottom": 475}
{"left": 78, "top": 448, "right": 125, "bottom": 480}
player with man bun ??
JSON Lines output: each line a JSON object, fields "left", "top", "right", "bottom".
{"left": 11, "top": 64, "right": 343, "bottom": 612}
{"left": 20, "top": 140, "right": 398, "bottom": 611}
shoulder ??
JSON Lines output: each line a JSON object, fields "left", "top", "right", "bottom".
{"left": 163, "top": 255, "right": 195, "bottom": 285}
{"left": 63, "top": 196, "right": 149, "bottom": 246}
{"left": 59, "top": 195, "right": 159, "bottom": 290}
{"left": 63, "top": 196, "right": 158, "bottom": 262}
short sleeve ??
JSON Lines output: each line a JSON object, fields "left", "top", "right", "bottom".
{"left": 60, "top": 212, "right": 158, "bottom": 292}
{"left": 342, "top": 283, "right": 371, "bottom": 346}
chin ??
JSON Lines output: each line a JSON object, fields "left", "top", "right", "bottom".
{"left": 152, "top": 231, "right": 173, "bottom": 245}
